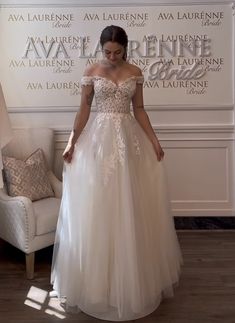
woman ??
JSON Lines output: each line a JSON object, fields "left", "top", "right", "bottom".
{"left": 51, "top": 25, "right": 182, "bottom": 321}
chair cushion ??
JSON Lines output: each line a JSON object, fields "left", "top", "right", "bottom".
{"left": 33, "top": 197, "right": 61, "bottom": 235}
{"left": 3, "top": 149, "right": 54, "bottom": 201}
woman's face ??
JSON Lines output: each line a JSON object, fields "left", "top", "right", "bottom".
{"left": 102, "top": 41, "right": 125, "bottom": 66}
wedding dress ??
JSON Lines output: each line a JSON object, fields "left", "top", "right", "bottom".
{"left": 51, "top": 75, "right": 182, "bottom": 321}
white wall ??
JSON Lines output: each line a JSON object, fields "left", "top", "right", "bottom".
{"left": 1, "top": 0, "right": 234, "bottom": 217}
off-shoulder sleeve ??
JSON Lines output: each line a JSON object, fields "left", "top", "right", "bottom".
{"left": 136, "top": 76, "right": 144, "bottom": 84}
{"left": 81, "top": 76, "right": 93, "bottom": 86}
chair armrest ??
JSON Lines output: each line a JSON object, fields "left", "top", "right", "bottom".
{"left": 48, "top": 170, "right": 62, "bottom": 198}
{"left": 0, "top": 189, "right": 36, "bottom": 252}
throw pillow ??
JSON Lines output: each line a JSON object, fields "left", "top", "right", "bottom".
{"left": 3, "top": 149, "right": 54, "bottom": 201}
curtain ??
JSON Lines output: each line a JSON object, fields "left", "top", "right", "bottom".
{"left": 0, "top": 84, "right": 12, "bottom": 188}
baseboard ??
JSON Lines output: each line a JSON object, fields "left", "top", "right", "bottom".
{"left": 174, "top": 217, "right": 235, "bottom": 230}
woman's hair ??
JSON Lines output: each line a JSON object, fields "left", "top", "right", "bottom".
{"left": 100, "top": 25, "right": 128, "bottom": 60}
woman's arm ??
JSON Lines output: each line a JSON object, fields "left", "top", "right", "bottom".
{"left": 70, "top": 84, "right": 94, "bottom": 145}
{"left": 132, "top": 80, "right": 164, "bottom": 161}
{"left": 63, "top": 81, "right": 94, "bottom": 163}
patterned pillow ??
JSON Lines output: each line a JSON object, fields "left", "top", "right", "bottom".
{"left": 3, "top": 149, "right": 54, "bottom": 201}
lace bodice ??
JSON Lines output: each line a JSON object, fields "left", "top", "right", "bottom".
{"left": 80, "top": 75, "right": 144, "bottom": 185}
{"left": 81, "top": 75, "right": 144, "bottom": 113}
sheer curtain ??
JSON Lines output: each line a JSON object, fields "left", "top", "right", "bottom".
{"left": 0, "top": 84, "right": 12, "bottom": 188}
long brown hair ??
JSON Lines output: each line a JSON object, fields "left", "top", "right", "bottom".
{"left": 100, "top": 25, "right": 128, "bottom": 60}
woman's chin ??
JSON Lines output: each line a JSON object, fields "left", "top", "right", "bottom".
{"left": 109, "top": 61, "right": 118, "bottom": 65}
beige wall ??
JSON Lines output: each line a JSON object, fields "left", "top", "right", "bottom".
{"left": 2, "top": 0, "right": 235, "bottom": 217}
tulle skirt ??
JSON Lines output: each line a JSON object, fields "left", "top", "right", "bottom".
{"left": 51, "top": 112, "right": 182, "bottom": 321}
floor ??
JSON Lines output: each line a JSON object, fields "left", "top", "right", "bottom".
{"left": 0, "top": 231, "right": 235, "bottom": 323}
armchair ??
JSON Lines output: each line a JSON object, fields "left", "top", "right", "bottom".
{"left": 0, "top": 128, "right": 62, "bottom": 279}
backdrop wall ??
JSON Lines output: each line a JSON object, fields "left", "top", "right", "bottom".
{"left": 0, "top": 0, "right": 234, "bottom": 217}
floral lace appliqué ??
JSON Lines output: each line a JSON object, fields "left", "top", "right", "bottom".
{"left": 81, "top": 76, "right": 143, "bottom": 185}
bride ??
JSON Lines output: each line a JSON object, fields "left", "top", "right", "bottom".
{"left": 51, "top": 24, "right": 182, "bottom": 321}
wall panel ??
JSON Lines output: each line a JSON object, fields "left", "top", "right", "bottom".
{"left": 1, "top": 0, "right": 234, "bottom": 217}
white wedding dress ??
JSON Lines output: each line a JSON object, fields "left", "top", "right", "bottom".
{"left": 51, "top": 75, "right": 182, "bottom": 321}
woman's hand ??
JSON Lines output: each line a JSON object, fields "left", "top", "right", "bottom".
{"left": 153, "top": 141, "right": 164, "bottom": 161}
{"left": 63, "top": 144, "right": 75, "bottom": 163}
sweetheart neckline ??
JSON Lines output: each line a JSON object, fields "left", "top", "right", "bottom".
{"left": 92, "top": 75, "right": 138, "bottom": 87}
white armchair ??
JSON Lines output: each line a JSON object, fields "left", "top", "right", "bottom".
{"left": 0, "top": 128, "right": 62, "bottom": 279}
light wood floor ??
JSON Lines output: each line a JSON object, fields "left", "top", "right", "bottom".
{"left": 0, "top": 231, "right": 235, "bottom": 323}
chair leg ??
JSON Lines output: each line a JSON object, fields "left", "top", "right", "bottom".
{"left": 25, "top": 252, "right": 35, "bottom": 279}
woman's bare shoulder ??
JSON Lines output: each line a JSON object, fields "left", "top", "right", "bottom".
{"left": 83, "top": 63, "right": 100, "bottom": 76}
{"left": 126, "top": 63, "right": 143, "bottom": 76}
